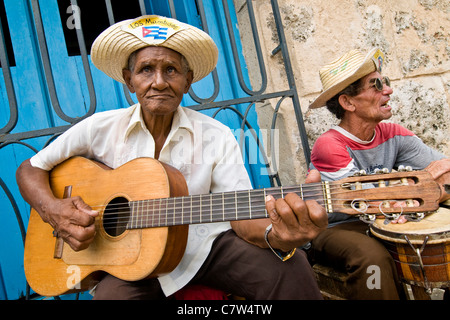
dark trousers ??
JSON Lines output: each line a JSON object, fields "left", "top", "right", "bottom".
{"left": 308, "top": 221, "right": 405, "bottom": 300}
{"left": 93, "top": 229, "right": 323, "bottom": 300}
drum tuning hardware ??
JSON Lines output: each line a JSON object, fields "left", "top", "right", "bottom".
{"left": 378, "top": 202, "right": 402, "bottom": 221}
{"left": 428, "top": 288, "right": 446, "bottom": 300}
{"left": 404, "top": 235, "right": 432, "bottom": 296}
{"left": 382, "top": 213, "right": 401, "bottom": 223}
{"left": 405, "top": 212, "right": 425, "bottom": 222}
{"left": 359, "top": 214, "right": 376, "bottom": 224}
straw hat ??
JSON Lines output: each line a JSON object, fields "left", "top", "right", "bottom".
{"left": 90, "top": 15, "right": 218, "bottom": 84}
{"left": 309, "top": 48, "right": 385, "bottom": 109}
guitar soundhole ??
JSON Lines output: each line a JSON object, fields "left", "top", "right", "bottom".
{"left": 103, "top": 197, "right": 130, "bottom": 237}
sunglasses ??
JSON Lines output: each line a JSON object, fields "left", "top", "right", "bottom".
{"left": 369, "top": 76, "right": 390, "bottom": 91}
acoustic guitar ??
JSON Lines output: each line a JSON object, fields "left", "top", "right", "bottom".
{"left": 23, "top": 156, "right": 441, "bottom": 296}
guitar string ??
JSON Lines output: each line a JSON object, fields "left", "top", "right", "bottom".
{"left": 95, "top": 180, "right": 412, "bottom": 214}
{"left": 98, "top": 202, "right": 412, "bottom": 229}
{"left": 96, "top": 182, "right": 419, "bottom": 227}
{"left": 95, "top": 188, "right": 374, "bottom": 218}
{"left": 92, "top": 179, "right": 405, "bottom": 211}
{"left": 98, "top": 189, "right": 415, "bottom": 217}
{"left": 66, "top": 178, "right": 415, "bottom": 227}
{"left": 99, "top": 200, "right": 418, "bottom": 227}
{"left": 98, "top": 198, "right": 415, "bottom": 228}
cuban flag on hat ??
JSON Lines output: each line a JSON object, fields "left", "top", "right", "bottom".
{"left": 142, "top": 26, "right": 168, "bottom": 40}
{"left": 121, "top": 16, "right": 185, "bottom": 45}
{"left": 371, "top": 49, "right": 385, "bottom": 72}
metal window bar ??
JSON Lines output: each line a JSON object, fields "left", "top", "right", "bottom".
{"left": 0, "top": 11, "right": 17, "bottom": 135}
{"left": 30, "top": 0, "right": 96, "bottom": 124}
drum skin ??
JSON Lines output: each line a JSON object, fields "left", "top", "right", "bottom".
{"left": 370, "top": 207, "right": 450, "bottom": 288}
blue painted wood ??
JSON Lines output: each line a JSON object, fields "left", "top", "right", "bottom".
{"left": 0, "top": 0, "right": 270, "bottom": 299}
{"left": 0, "top": 264, "right": 8, "bottom": 299}
{"left": 0, "top": 0, "right": 55, "bottom": 300}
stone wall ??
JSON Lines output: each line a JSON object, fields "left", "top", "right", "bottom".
{"left": 234, "top": 0, "right": 449, "bottom": 185}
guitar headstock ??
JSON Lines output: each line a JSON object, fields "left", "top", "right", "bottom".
{"left": 329, "top": 169, "right": 441, "bottom": 219}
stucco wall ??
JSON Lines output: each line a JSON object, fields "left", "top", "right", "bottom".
{"left": 235, "top": 0, "right": 449, "bottom": 185}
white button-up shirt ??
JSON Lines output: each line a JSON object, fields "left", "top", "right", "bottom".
{"left": 30, "top": 104, "right": 253, "bottom": 296}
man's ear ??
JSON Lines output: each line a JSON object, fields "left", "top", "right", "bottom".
{"left": 338, "top": 94, "right": 356, "bottom": 112}
{"left": 122, "top": 69, "right": 136, "bottom": 93}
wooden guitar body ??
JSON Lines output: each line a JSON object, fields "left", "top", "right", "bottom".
{"left": 24, "top": 157, "right": 188, "bottom": 297}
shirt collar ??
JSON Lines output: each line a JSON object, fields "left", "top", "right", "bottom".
{"left": 171, "top": 105, "right": 194, "bottom": 135}
{"left": 124, "top": 104, "right": 194, "bottom": 140}
{"left": 331, "top": 125, "right": 376, "bottom": 144}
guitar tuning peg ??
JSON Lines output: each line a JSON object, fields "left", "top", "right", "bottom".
{"left": 352, "top": 170, "right": 366, "bottom": 176}
{"left": 374, "top": 168, "right": 389, "bottom": 174}
{"left": 398, "top": 165, "right": 412, "bottom": 172}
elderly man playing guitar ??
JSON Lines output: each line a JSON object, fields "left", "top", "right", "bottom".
{"left": 16, "top": 15, "right": 328, "bottom": 300}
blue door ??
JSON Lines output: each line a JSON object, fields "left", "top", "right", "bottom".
{"left": 0, "top": 0, "right": 270, "bottom": 299}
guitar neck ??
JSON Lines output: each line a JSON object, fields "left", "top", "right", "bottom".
{"left": 124, "top": 169, "right": 441, "bottom": 230}
{"left": 127, "top": 185, "right": 327, "bottom": 229}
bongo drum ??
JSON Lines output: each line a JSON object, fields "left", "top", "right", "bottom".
{"left": 370, "top": 207, "right": 450, "bottom": 291}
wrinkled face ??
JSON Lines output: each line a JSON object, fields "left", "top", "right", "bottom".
{"left": 122, "top": 46, "right": 193, "bottom": 116}
{"left": 348, "top": 71, "right": 394, "bottom": 123}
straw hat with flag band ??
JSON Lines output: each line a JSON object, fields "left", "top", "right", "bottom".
{"left": 309, "top": 48, "right": 385, "bottom": 109}
{"left": 90, "top": 15, "right": 218, "bottom": 84}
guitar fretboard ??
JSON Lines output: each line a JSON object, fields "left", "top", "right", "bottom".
{"left": 126, "top": 185, "right": 328, "bottom": 229}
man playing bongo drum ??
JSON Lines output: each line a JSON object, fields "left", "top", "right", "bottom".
{"left": 307, "top": 48, "right": 450, "bottom": 299}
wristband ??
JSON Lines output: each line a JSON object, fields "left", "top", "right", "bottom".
{"left": 264, "top": 224, "right": 296, "bottom": 261}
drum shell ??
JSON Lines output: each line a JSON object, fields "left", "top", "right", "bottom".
{"left": 374, "top": 237, "right": 450, "bottom": 288}
{"left": 370, "top": 208, "right": 450, "bottom": 289}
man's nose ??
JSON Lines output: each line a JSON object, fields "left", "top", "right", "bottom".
{"left": 152, "top": 70, "right": 168, "bottom": 89}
